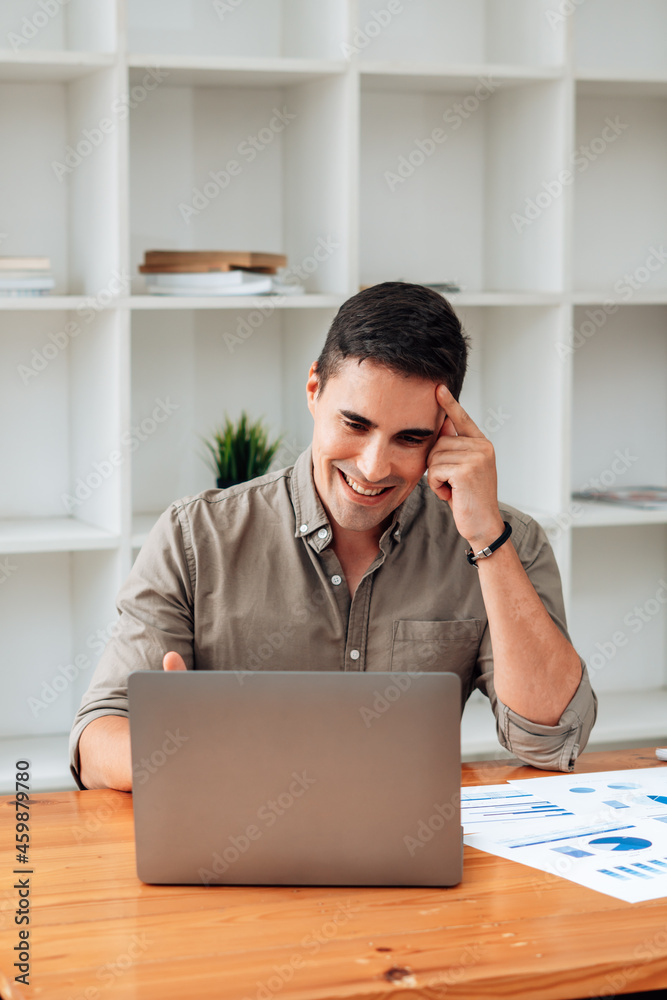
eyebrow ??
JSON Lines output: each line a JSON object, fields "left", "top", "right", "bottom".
{"left": 339, "top": 410, "right": 435, "bottom": 438}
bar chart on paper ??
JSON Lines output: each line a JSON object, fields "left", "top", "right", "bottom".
{"left": 461, "top": 786, "right": 573, "bottom": 831}
{"left": 463, "top": 769, "right": 667, "bottom": 902}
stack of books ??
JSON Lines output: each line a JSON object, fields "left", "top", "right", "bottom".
{"left": 0, "top": 256, "right": 54, "bottom": 296}
{"left": 139, "top": 250, "right": 302, "bottom": 296}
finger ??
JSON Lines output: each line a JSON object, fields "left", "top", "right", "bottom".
{"left": 440, "top": 415, "right": 458, "bottom": 438}
{"left": 436, "top": 384, "right": 485, "bottom": 439}
{"left": 163, "top": 651, "right": 187, "bottom": 671}
{"left": 430, "top": 435, "right": 480, "bottom": 454}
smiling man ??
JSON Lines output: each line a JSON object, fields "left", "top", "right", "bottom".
{"left": 71, "top": 282, "right": 597, "bottom": 791}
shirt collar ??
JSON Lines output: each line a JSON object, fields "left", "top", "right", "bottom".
{"left": 290, "top": 444, "right": 424, "bottom": 551}
{"left": 291, "top": 445, "right": 332, "bottom": 550}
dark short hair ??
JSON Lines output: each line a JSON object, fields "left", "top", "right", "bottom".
{"left": 314, "top": 281, "right": 470, "bottom": 398}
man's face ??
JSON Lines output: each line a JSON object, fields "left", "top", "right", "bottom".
{"left": 306, "top": 358, "right": 445, "bottom": 538}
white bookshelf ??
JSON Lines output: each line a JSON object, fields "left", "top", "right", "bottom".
{"left": 0, "top": 0, "right": 665, "bottom": 790}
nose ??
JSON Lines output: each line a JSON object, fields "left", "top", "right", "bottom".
{"left": 355, "top": 435, "right": 392, "bottom": 485}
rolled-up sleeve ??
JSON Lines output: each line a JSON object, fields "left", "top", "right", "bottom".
{"left": 484, "top": 656, "right": 597, "bottom": 772}
{"left": 474, "top": 509, "right": 598, "bottom": 772}
{"left": 69, "top": 503, "right": 195, "bottom": 788}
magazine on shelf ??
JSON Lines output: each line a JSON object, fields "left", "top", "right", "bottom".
{"left": 573, "top": 487, "right": 667, "bottom": 510}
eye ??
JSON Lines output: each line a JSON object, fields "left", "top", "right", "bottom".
{"left": 400, "top": 435, "right": 427, "bottom": 445}
{"left": 344, "top": 420, "right": 366, "bottom": 432}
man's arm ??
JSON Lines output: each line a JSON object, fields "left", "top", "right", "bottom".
{"left": 77, "top": 651, "right": 187, "bottom": 791}
{"left": 79, "top": 716, "right": 132, "bottom": 791}
{"left": 70, "top": 500, "right": 195, "bottom": 791}
{"left": 473, "top": 529, "right": 581, "bottom": 723}
{"left": 427, "top": 384, "right": 584, "bottom": 726}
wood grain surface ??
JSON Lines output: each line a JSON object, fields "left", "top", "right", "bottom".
{"left": 1, "top": 748, "right": 666, "bottom": 1000}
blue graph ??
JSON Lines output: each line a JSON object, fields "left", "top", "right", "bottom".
{"left": 552, "top": 846, "right": 593, "bottom": 858}
{"left": 589, "top": 836, "right": 652, "bottom": 852}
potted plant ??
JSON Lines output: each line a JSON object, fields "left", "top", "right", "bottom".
{"left": 202, "top": 412, "right": 284, "bottom": 488}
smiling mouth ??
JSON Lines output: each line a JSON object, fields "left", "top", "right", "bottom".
{"left": 339, "top": 468, "right": 392, "bottom": 497}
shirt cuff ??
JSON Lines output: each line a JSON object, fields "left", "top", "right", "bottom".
{"left": 494, "top": 661, "right": 598, "bottom": 772}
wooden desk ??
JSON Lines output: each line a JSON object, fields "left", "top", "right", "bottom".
{"left": 1, "top": 748, "right": 667, "bottom": 1000}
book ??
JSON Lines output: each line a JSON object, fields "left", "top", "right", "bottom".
{"left": 139, "top": 263, "right": 278, "bottom": 274}
{"left": 0, "top": 275, "right": 54, "bottom": 291}
{"left": 145, "top": 275, "right": 274, "bottom": 296}
{"left": 0, "top": 256, "right": 51, "bottom": 271}
{"left": 148, "top": 270, "right": 256, "bottom": 289}
{"left": 143, "top": 250, "right": 287, "bottom": 269}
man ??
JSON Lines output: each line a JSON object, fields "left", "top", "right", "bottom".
{"left": 71, "top": 282, "right": 597, "bottom": 791}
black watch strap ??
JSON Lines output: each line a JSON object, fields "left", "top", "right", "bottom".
{"left": 466, "top": 521, "right": 512, "bottom": 566}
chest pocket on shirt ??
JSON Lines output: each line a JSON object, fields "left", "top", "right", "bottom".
{"left": 390, "top": 619, "right": 482, "bottom": 674}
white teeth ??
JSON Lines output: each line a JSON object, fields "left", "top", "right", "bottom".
{"left": 343, "top": 472, "right": 387, "bottom": 496}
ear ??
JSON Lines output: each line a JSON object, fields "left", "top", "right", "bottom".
{"left": 306, "top": 361, "right": 320, "bottom": 417}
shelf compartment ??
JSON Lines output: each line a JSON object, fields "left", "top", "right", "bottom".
{"left": 574, "top": 94, "right": 667, "bottom": 293}
{"left": 0, "top": 548, "right": 122, "bottom": 739}
{"left": 455, "top": 305, "right": 568, "bottom": 516}
{"left": 571, "top": 305, "right": 667, "bottom": 493}
{"left": 574, "top": 0, "right": 667, "bottom": 78}
{"left": 0, "top": 310, "right": 124, "bottom": 531}
{"left": 360, "top": 79, "right": 567, "bottom": 292}
{"left": 355, "top": 0, "right": 564, "bottom": 68}
{"left": 0, "top": 0, "right": 116, "bottom": 55}
{"left": 570, "top": 525, "right": 667, "bottom": 696}
{"left": 0, "top": 69, "right": 123, "bottom": 296}
{"left": 130, "top": 307, "right": 335, "bottom": 515}
{"left": 129, "top": 73, "right": 353, "bottom": 296}
{"left": 127, "top": 0, "right": 348, "bottom": 61}
{"left": 0, "top": 517, "right": 120, "bottom": 554}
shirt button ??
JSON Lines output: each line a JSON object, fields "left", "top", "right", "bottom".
{"left": 299, "top": 524, "right": 308, "bottom": 533}
{"left": 350, "top": 649, "right": 360, "bottom": 661}
{"left": 317, "top": 528, "right": 328, "bottom": 539}
{"left": 394, "top": 531, "right": 400, "bottom": 540}
{"left": 331, "top": 574, "right": 342, "bottom": 586}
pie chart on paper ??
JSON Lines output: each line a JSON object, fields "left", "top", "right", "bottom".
{"left": 588, "top": 836, "right": 652, "bottom": 852}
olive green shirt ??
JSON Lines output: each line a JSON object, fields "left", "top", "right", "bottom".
{"left": 69, "top": 445, "right": 597, "bottom": 787}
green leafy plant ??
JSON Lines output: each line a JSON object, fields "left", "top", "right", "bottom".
{"left": 201, "top": 412, "right": 283, "bottom": 486}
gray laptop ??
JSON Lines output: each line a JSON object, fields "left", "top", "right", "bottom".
{"left": 128, "top": 670, "right": 462, "bottom": 887}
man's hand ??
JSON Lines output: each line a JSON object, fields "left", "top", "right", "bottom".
{"left": 426, "top": 385, "right": 583, "bottom": 726}
{"left": 163, "top": 651, "right": 187, "bottom": 671}
{"left": 426, "top": 384, "right": 505, "bottom": 551}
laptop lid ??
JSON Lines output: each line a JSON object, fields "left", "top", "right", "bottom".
{"left": 128, "top": 670, "right": 462, "bottom": 887}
